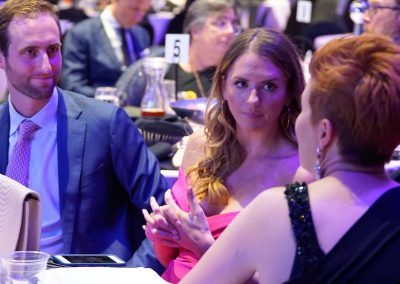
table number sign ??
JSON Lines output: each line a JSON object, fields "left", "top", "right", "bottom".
{"left": 296, "top": 0, "right": 313, "bottom": 23}
{"left": 165, "top": 34, "right": 190, "bottom": 64}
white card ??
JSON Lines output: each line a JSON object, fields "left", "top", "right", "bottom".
{"left": 165, "top": 34, "right": 190, "bottom": 64}
{"left": 296, "top": 0, "right": 313, "bottom": 23}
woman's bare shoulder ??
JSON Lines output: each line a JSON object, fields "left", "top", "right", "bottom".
{"left": 181, "top": 128, "right": 207, "bottom": 171}
{"left": 293, "top": 166, "right": 316, "bottom": 183}
{"left": 243, "top": 186, "right": 289, "bottom": 217}
{"left": 258, "top": 186, "right": 287, "bottom": 204}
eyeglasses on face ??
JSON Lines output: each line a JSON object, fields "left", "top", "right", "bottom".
{"left": 351, "top": 0, "right": 400, "bottom": 15}
{"left": 209, "top": 17, "right": 242, "bottom": 34}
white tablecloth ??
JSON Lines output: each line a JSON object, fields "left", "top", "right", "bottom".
{"left": 44, "top": 267, "right": 170, "bottom": 284}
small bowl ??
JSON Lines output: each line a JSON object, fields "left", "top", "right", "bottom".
{"left": 170, "top": 98, "right": 208, "bottom": 124}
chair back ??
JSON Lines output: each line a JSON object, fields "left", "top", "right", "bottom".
{"left": 0, "top": 175, "right": 41, "bottom": 255}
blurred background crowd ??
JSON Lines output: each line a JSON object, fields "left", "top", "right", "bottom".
{"left": 0, "top": 0, "right": 358, "bottom": 103}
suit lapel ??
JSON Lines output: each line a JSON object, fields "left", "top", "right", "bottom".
{"left": 56, "top": 88, "right": 86, "bottom": 252}
{"left": 0, "top": 104, "right": 10, "bottom": 174}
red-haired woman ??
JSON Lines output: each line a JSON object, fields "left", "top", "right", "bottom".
{"left": 183, "top": 33, "right": 400, "bottom": 283}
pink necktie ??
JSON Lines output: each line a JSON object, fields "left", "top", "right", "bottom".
{"left": 6, "top": 120, "right": 39, "bottom": 187}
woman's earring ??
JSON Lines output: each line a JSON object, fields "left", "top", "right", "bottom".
{"left": 314, "top": 146, "right": 322, "bottom": 179}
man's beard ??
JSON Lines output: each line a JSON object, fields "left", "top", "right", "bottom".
{"left": 5, "top": 60, "right": 57, "bottom": 100}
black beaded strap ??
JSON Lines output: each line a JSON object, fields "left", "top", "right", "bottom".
{"left": 284, "top": 182, "right": 324, "bottom": 275}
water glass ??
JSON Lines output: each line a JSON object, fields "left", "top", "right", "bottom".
{"left": 94, "top": 87, "right": 121, "bottom": 106}
{"left": 163, "top": 79, "right": 176, "bottom": 103}
{"left": 1, "top": 251, "right": 49, "bottom": 284}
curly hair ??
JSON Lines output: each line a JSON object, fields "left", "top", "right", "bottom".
{"left": 188, "top": 28, "right": 305, "bottom": 205}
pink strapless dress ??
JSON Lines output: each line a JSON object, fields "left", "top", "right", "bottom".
{"left": 161, "top": 169, "right": 239, "bottom": 283}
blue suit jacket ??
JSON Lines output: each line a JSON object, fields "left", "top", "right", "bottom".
{"left": 61, "top": 17, "right": 150, "bottom": 97}
{"left": 0, "top": 89, "right": 168, "bottom": 271}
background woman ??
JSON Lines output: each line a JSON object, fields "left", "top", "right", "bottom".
{"left": 182, "top": 33, "right": 400, "bottom": 283}
{"left": 164, "top": 0, "right": 240, "bottom": 98}
{"left": 116, "top": 0, "right": 240, "bottom": 106}
{"left": 143, "top": 28, "right": 305, "bottom": 283}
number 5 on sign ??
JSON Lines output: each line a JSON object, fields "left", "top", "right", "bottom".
{"left": 165, "top": 34, "right": 190, "bottom": 64}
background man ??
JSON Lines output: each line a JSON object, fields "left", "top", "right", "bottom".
{"left": 0, "top": 0, "right": 167, "bottom": 272}
{"left": 365, "top": 0, "right": 400, "bottom": 183}
{"left": 363, "top": 0, "right": 400, "bottom": 44}
{"left": 60, "top": 0, "right": 152, "bottom": 97}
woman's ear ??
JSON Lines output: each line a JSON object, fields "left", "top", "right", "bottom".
{"left": 190, "top": 25, "right": 202, "bottom": 39}
{"left": 317, "top": 118, "right": 334, "bottom": 151}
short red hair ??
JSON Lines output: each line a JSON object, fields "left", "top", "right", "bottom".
{"left": 309, "top": 34, "right": 400, "bottom": 166}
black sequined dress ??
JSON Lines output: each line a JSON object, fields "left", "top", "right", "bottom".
{"left": 284, "top": 182, "right": 400, "bottom": 284}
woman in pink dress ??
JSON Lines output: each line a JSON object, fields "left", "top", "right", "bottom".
{"left": 143, "top": 27, "right": 305, "bottom": 283}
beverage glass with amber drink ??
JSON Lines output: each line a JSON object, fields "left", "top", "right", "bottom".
{"left": 140, "top": 57, "right": 167, "bottom": 118}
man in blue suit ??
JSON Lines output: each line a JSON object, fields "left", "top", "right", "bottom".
{"left": 0, "top": 0, "right": 167, "bottom": 273}
{"left": 61, "top": 0, "right": 152, "bottom": 97}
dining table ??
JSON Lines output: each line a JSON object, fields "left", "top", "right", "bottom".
{"left": 123, "top": 98, "right": 205, "bottom": 188}
{"left": 44, "top": 266, "right": 170, "bottom": 284}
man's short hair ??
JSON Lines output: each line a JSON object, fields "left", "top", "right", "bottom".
{"left": 0, "top": 0, "right": 60, "bottom": 56}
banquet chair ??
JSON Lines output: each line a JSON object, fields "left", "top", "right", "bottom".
{"left": 0, "top": 174, "right": 41, "bottom": 255}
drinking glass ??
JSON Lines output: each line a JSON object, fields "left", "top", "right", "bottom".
{"left": 140, "top": 57, "right": 167, "bottom": 118}
{"left": 1, "top": 251, "right": 49, "bottom": 284}
{"left": 94, "top": 87, "right": 122, "bottom": 106}
{"left": 163, "top": 79, "right": 176, "bottom": 103}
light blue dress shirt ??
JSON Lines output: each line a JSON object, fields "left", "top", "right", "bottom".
{"left": 8, "top": 89, "right": 63, "bottom": 254}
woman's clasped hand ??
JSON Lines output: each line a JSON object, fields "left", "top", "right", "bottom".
{"left": 143, "top": 188, "right": 215, "bottom": 257}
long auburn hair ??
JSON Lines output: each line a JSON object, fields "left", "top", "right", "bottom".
{"left": 188, "top": 28, "right": 305, "bottom": 205}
